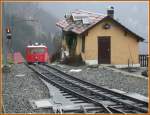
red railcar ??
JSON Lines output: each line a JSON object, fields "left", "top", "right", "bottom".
{"left": 25, "top": 44, "right": 49, "bottom": 64}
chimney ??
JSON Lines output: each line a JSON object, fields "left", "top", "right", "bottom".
{"left": 107, "top": 6, "right": 114, "bottom": 18}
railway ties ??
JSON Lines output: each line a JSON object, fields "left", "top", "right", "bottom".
{"left": 45, "top": 65, "right": 148, "bottom": 100}
{"left": 28, "top": 65, "right": 115, "bottom": 113}
{"left": 26, "top": 64, "right": 148, "bottom": 113}
{"left": 27, "top": 66, "right": 111, "bottom": 113}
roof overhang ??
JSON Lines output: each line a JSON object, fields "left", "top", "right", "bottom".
{"left": 56, "top": 15, "right": 144, "bottom": 42}
{"left": 81, "top": 16, "right": 144, "bottom": 42}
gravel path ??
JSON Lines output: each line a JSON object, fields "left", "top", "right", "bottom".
{"left": 2, "top": 64, "right": 51, "bottom": 113}
{"left": 51, "top": 63, "right": 148, "bottom": 96}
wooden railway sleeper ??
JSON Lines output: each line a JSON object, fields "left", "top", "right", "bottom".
{"left": 45, "top": 64, "right": 148, "bottom": 106}
{"left": 44, "top": 68, "right": 147, "bottom": 113}
{"left": 50, "top": 74, "right": 148, "bottom": 113}
{"left": 27, "top": 64, "right": 146, "bottom": 111}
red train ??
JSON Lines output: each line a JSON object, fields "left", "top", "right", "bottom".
{"left": 25, "top": 43, "right": 49, "bottom": 64}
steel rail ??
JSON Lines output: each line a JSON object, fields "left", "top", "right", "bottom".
{"left": 27, "top": 64, "right": 113, "bottom": 113}
{"left": 45, "top": 64, "right": 148, "bottom": 105}
{"left": 26, "top": 63, "right": 148, "bottom": 113}
{"left": 37, "top": 64, "right": 147, "bottom": 113}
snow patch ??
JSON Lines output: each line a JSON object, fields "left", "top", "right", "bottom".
{"left": 69, "top": 69, "right": 82, "bottom": 72}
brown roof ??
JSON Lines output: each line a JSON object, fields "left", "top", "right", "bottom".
{"left": 56, "top": 9, "right": 144, "bottom": 41}
{"left": 56, "top": 9, "right": 105, "bottom": 34}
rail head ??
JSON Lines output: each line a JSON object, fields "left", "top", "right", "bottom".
{"left": 25, "top": 63, "right": 148, "bottom": 113}
{"left": 45, "top": 64, "right": 148, "bottom": 105}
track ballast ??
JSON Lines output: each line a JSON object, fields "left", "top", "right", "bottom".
{"left": 26, "top": 63, "right": 148, "bottom": 114}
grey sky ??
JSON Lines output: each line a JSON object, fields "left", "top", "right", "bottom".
{"left": 39, "top": 2, "right": 148, "bottom": 54}
{"left": 40, "top": 2, "right": 148, "bottom": 36}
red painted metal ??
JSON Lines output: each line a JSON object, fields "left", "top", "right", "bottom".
{"left": 25, "top": 45, "right": 49, "bottom": 63}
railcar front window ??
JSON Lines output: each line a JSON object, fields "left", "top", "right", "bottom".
{"left": 30, "top": 48, "right": 45, "bottom": 54}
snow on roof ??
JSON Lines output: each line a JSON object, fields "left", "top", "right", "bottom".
{"left": 56, "top": 9, "right": 105, "bottom": 34}
{"left": 73, "top": 9, "right": 105, "bottom": 16}
{"left": 56, "top": 9, "right": 144, "bottom": 41}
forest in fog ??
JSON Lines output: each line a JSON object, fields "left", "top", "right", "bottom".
{"left": 2, "top": 2, "right": 148, "bottom": 64}
{"left": 3, "top": 3, "right": 61, "bottom": 59}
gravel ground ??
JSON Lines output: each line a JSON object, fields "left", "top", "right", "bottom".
{"left": 51, "top": 63, "right": 148, "bottom": 96}
{"left": 2, "top": 63, "right": 51, "bottom": 113}
{"left": 118, "top": 67, "right": 147, "bottom": 76}
{"left": 3, "top": 63, "right": 147, "bottom": 113}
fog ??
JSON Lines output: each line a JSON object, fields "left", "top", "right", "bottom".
{"left": 3, "top": 2, "right": 148, "bottom": 61}
{"left": 40, "top": 2, "right": 148, "bottom": 54}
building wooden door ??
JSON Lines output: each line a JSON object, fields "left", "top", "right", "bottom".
{"left": 98, "top": 36, "right": 111, "bottom": 64}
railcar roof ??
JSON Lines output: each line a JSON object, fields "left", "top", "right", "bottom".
{"left": 27, "top": 45, "right": 47, "bottom": 48}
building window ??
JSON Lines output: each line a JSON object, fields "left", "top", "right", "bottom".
{"left": 82, "top": 36, "right": 85, "bottom": 53}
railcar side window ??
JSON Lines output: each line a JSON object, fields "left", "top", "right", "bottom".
{"left": 30, "top": 48, "right": 45, "bottom": 54}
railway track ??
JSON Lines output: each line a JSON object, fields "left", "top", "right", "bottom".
{"left": 26, "top": 63, "right": 148, "bottom": 113}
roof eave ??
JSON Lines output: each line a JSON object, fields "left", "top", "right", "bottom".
{"left": 104, "top": 16, "right": 145, "bottom": 42}
{"left": 56, "top": 16, "right": 145, "bottom": 42}
{"left": 81, "top": 16, "right": 144, "bottom": 42}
